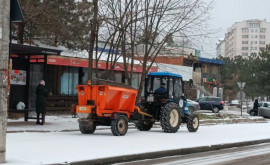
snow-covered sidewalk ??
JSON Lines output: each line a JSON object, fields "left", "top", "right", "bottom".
{"left": 4, "top": 116, "right": 270, "bottom": 165}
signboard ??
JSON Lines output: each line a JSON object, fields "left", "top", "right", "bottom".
{"left": 46, "top": 56, "right": 158, "bottom": 73}
{"left": 11, "top": 70, "right": 26, "bottom": 85}
{"left": 237, "top": 82, "right": 246, "bottom": 90}
{"left": 237, "top": 91, "right": 246, "bottom": 100}
{"left": 195, "top": 49, "right": 200, "bottom": 57}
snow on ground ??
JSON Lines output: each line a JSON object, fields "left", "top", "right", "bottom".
{"left": 4, "top": 115, "right": 270, "bottom": 165}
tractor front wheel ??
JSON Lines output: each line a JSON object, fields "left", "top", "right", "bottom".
{"left": 79, "top": 120, "right": 96, "bottom": 134}
{"left": 187, "top": 114, "right": 199, "bottom": 132}
{"left": 160, "top": 102, "right": 181, "bottom": 133}
{"left": 111, "top": 115, "right": 128, "bottom": 136}
{"left": 135, "top": 121, "right": 153, "bottom": 131}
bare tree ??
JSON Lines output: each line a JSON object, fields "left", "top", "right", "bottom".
{"left": 98, "top": 0, "right": 212, "bottom": 101}
{"left": 88, "top": 0, "right": 98, "bottom": 82}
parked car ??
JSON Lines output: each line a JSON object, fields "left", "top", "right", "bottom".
{"left": 187, "top": 99, "right": 200, "bottom": 113}
{"left": 195, "top": 96, "right": 224, "bottom": 113}
{"left": 247, "top": 101, "right": 263, "bottom": 114}
{"left": 230, "top": 99, "right": 240, "bottom": 106}
{"left": 248, "top": 102, "right": 270, "bottom": 118}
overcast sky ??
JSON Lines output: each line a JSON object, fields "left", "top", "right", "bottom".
{"left": 201, "top": 0, "right": 270, "bottom": 58}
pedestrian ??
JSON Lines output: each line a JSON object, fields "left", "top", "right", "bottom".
{"left": 253, "top": 99, "right": 260, "bottom": 116}
{"left": 36, "top": 80, "right": 49, "bottom": 125}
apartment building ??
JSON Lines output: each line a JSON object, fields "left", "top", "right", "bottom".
{"left": 224, "top": 19, "right": 270, "bottom": 58}
{"left": 216, "top": 39, "right": 225, "bottom": 57}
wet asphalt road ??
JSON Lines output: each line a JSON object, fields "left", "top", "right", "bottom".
{"left": 117, "top": 142, "right": 270, "bottom": 165}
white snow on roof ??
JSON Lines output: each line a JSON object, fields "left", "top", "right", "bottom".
{"left": 12, "top": 40, "right": 156, "bottom": 66}
{"left": 157, "top": 63, "right": 193, "bottom": 81}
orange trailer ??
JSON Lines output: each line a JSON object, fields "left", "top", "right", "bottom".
{"left": 76, "top": 83, "right": 152, "bottom": 136}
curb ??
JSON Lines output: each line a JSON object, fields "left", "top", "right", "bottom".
{"left": 59, "top": 138, "right": 270, "bottom": 165}
{"left": 7, "top": 118, "right": 267, "bottom": 133}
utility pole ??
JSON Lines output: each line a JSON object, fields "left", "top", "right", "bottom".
{"left": 0, "top": 0, "right": 10, "bottom": 163}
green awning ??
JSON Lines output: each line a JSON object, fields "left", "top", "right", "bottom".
{"left": 10, "top": 0, "right": 24, "bottom": 22}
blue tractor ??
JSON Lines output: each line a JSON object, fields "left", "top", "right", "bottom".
{"left": 136, "top": 72, "right": 199, "bottom": 133}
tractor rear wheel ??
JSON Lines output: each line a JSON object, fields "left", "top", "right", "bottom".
{"left": 79, "top": 121, "right": 96, "bottom": 134}
{"left": 135, "top": 121, "right": 153, "bottom": 131}
{"left": 160, "top": 102, "right": 181, "bottom": 133}
{"left": 111, "top": 115, "right": 128, "bottom": 136}
{"left": 187, "top": 114, "right": 199, "bottom": 132}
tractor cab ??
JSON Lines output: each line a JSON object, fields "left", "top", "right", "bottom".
{"left": 144, "top": 72, "right": 184, "bottom": 104}
{"left": 137, "top": 72, "right": 199, "bottom": 133}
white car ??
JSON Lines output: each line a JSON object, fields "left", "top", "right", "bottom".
{"left": 248, "top": 101, "right": 270, "bottom": 118}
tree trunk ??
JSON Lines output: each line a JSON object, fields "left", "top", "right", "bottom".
{"left": 0, "top": 0, "right": 10, "bottom": 162}
{"left": 18, "top": 22, "right": 25, "bottom": 44}
{"left": 88, "top": 0, "right": 98, "bottom": 82}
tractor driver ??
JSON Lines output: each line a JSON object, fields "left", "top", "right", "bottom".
{"left": 154, "top": 83, "right": 167, "bottom": 94}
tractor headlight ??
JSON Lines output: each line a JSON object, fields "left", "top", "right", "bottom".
{"left": 179, "top": 99, "right": 184, "bottom": 108}
{"left": 147, "top": 94, "right": 154, "bottom": 102}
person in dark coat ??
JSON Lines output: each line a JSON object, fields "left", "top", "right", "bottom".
{"left": 36, "top": 80, "right": 49, "bottom": 125}
{"left": 154, "top": 83, "right": 167, "bottom": 94}
{"left": 253, "top": 99, "right": 260, "bottom": 116}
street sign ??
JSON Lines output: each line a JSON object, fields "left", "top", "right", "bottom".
{"left": 237, "top": 82, "right": 246, "bottom": 90}
{"left": 195, "top": 49, "right": 200, "bottom": 57}
{"left": 237, "top": 91, "right": 246, "bottom": 100}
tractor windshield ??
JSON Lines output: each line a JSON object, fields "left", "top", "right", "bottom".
{"left": 147, "top": 77, "right": 167, "bottom": 93}
{"left": 174, "top": 78, "right": 182, "bottom": 98}
{"left": 146, "top": 76, "right": 183, "bottom": 99}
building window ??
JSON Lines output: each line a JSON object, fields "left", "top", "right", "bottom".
{"left": 242, "top": 35, "right": 249, "bottom": 38}
{"left": 255, "top": 47, "right": 258, "bottom": 50}
{"left": 250, "top": 41, "right": 253, "bottom": 44}
{"left": 242, "top": 47, "right": 248, "bottom": 50}
{"left": 249, "top": 23, "right": 260, "bottom": 28}
{"left": 254, "top": 41, "right": 257, "bottom": 44}
{"left": 242, "top": 53, "right": 248, "bottom": 56}
{"left": 251, "top": 29, "right": 254, "bottom": 33}
{"left": 260, "top": 35, "right": 265, "bottom": 39}
{"left": 260, "top": 41, "right": 265, "bottom": 45}
{"left": 250, "top": 47, "right": 254, "bottom": 50}
{"left": 260, "top": 28, "right": 266, "bottom": 33}
{"left": 255, "top": 35, "right": 257, "bottom": 38}
{"left": 255, "top": 29, "right": 258, "bottom": 33}
{"left": 202, "top": 64, "right": 208, "bottom": 73}
{"left": 242, "top": 28, "right": 249, "bottom": 33}
{"left": 242, "top": 41, "right": 248, "bottom": 44}
{"left": 260, "top": 47, "right": 265, "bottom": 50}
{"left": 250, "top": 35, "right": 254, "bottom": 38}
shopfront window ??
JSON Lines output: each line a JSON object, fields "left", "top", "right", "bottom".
{"left": 115, "top": 71, "right": 123, "bottom": 83}
{"left": 60, "top": 66, "right": 79, "bottom": 95}
{"left": 132, "top": 73, "right": 139, "bottom": 89}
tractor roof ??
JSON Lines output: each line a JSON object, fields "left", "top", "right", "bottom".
{"left": 148, "top": 72, "right": 182, "bottom": 78}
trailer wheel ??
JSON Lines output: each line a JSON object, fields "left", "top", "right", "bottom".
{"left": 160, "top": 102, "right": 181, "bottom": 133}
{"left": 187, "top": 114, "right": 199, "bottom": 132}
{"left": 111, "top": 115, "right": 128, "bottom": 136}
{"left": 135, "top": 121, "right": 153, "bottom": 131}
{"left": 79, "top": 121, "right": 96, "bottom": 134}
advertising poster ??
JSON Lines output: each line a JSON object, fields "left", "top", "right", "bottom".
{"left": 11, "top": 70, "right": 27, "bottom": 85}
